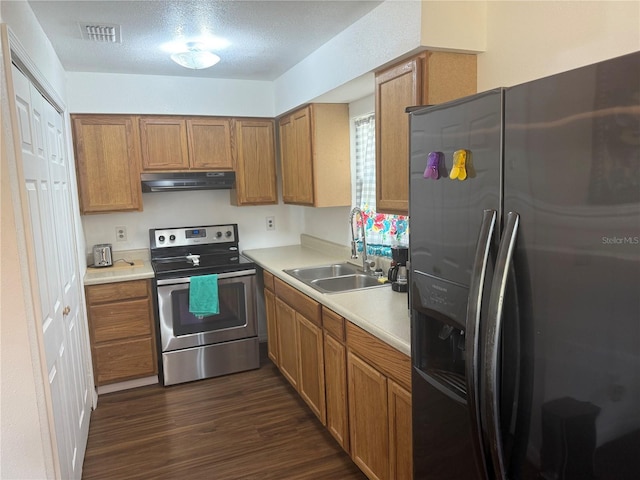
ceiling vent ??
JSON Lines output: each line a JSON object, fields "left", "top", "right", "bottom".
{"left": 79, "top": 23, "right": 121, "bottom": 43}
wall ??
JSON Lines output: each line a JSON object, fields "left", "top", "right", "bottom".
{"left": 273, "top": 0, "right": 422, "bottom": 115}
{"left": 420, "top": 0, "right": 486, "bottom": 53}
{"left": 478, "top": 1, "right": 640, "bottom": 91}
{"left": 1, "top": 1, "right": 66, "bottom": 477}
{"left": 67, "top": 72, "right": 275, "bottom": 116}
{"left": 82, "top": 190, "right": 303, "bottom": 252}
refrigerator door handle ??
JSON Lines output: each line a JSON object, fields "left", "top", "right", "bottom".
{"left": 465, "top": 208, "right": 496, "bottom": 478}
{"left": 484, "top": 211, "right": 520, "bottom": 480}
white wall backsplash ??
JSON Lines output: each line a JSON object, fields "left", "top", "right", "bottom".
{"left": 81, "top": 190, "right": 304, "bottom": 254}
{"left": 302, "top": 205, "right": 352, "bottom": 247}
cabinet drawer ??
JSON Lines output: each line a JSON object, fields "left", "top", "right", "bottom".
{"left": 90, "top": 298, "right": 152, "bottom": 343}
{"left": 346, "top": 322, "right": 411, "bottom": 391}
{"left": 86, "top": 279, "right": 149, "bottom": 304}
{"left": 274, "top": 278, "right": 321, "bottom": 326}
{"left": 93, "top": 337, "right": 157, "bottom": 385}
{"left": 263, "top": 270, "right": 275, "bottom": 292}
{"left": 322, "top": 306, "right": 345, "bottom": 342}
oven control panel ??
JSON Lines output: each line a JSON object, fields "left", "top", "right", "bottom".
{"left": 152, "top": 225, "right": 236, "bottom": 247}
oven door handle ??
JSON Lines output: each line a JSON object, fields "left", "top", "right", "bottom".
{"left": 156, "top": 269, "right": 256, "bottom": 286}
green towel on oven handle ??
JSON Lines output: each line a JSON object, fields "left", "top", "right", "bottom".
{"left": 189, "top": 274, "right": 219, "bottom": 316}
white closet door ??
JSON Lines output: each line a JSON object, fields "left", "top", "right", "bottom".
{"left": 12, "top": 64, "right": 91, "bottom": 480}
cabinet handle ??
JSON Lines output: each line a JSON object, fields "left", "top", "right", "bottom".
{"left": 63, "top": 306, "right": 71, "bottom": 316}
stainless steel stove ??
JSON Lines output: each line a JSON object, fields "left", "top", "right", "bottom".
{"left": 150, "top": 224, "right": 259, "bottom": 386}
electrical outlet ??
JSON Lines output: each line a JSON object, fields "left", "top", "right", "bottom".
{"left": 266, "top": 216, "right": 275, "bottom": 231}
{"left": 115, "top": 226, "right": 127, "bottom": 242}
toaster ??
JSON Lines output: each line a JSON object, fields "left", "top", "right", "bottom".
{"left": 92, "top": 244, "right": 113, "bottom": 267}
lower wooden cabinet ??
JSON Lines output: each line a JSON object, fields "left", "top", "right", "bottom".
{"left": 348, "top": 351, "right": 391, "bottom": 480}
{"left": 85, "top": 279, "right": 157, "bottom": 386}
{"left": 389, "top": 380, "right": 413, "bottom": 480}
{"left": 271, "top": 278, "right": 326, "bottom": 425}
{"left": 347, "top": 322, "right": 413, "bottom": 480}
{"left": 264, "top": 287, "right": 279, "bottom": 363}
{"left": 297, "top": 314, "right": 326, "bottom": 423}
{"left": 263, "top": 276, "right": 412, "bottom": 480}
{"left": 324, "top": 331, "right": 350, "bottom": 452}
{"left": 275, "top": 297, "right": 299, "bottom": 388}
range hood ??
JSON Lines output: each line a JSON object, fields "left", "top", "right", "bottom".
{"left": 141, "top": 171, "right": 235, "bottom": 192}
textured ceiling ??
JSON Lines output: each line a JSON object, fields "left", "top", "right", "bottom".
{"left": 28, "top": 0, "right": 383, "bottom": 80}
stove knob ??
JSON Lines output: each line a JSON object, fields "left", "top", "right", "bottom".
{"left": 225, "top": 230, "right": 232, "bottom": 238}
{"left": 158, "top": 235, "right": 165, "bottom": 243}
{"left": 169, "top": 235, "right": 176, "bottom": 241}
{"left": 216, "top": 231, "right": 223, "bottom": 238}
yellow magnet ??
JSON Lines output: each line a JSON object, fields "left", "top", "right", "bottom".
{"left": 450, "top": 149, "right": 468, "bottom": 181}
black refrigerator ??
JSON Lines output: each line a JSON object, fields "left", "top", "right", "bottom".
{"left": 409, "top": 52, "right": 639, "bottom": 480}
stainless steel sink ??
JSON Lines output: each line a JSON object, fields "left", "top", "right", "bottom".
{"left": 285, "top": 262, "right": 358, "bottom": 281}
{"left": 284, "top": 262, "right": 389, "bottom": 294}
{"left": 310, "top": 274, "right": 383, "bottom": 293}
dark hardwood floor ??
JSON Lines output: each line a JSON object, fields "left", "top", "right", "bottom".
{"left": 82, "top": 357, "right": 366, "bottom": 479}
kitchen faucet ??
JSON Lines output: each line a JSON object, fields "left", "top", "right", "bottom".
{"left": 349, "top": 207, "right": 374, "bottom": 274}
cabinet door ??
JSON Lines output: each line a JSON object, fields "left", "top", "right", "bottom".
{"left": 279, "top": 107, "right": 314, "bottom": 205}
{"left": 187, "top": 117, "right": 234, "bottom": 170}
{"left": 389, "top": 380, "right": 412, "bottom": 480}
{"left": 291, "top": 107, "right": 314, "bottom": 205}
{"left": 324, "top": 332, "right": 349, "bottom": 452}
{"left": 232, "top": 119, "right": 277, "bottom": 205}
{"left": 86, "top": 280, "right": 157, "bottom": 386}
{"left": 275, "top": 297, "right": 299, "bottom": 388}
{"left": 297, "top": 313, "right": 326, "bottom": 424}
{"left": 71, "top": 115, "right": 142, "bottom": 213}
{"left": 348, "top": 352, "right": 389, "bottom": 480}
{"left": 279, "top": 114, "right": 297, "bottom": 203}
{"left": 264, "top": 288, "right": 279, "bottom": 364}
{"left": 375, "top": 57, "right": 422, "bottom": 215}
{"left": 139, "top": 116, "right": 189, "bottom": 170}
{"left": 93, "top": 337, "right": 157, "bottom": 385}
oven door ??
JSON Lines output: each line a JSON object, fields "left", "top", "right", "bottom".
{"left": 156, "top": 270, "right": 257, "bottom": 353}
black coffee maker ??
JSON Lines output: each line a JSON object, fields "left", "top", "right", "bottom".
{"left": 388, "top": 246, "right": 409, "bottom": 292}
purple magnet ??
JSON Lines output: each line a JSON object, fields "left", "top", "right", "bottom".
{"left": 424, "top": 151, "right": 442, "bottom": 179}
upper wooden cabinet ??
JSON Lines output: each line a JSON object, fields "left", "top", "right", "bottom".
{"left": 188, "top": 117, "right": 234, "bottom": 170}
{"left": 278, "top": 104, "right": 351, "bottom": 207}
{"left": 231, "top": 118, "right": 277, "bottom": 205}
{"left": 71, "top": 114, "right": 143, "bottom": 214}
{"left": 375, "top": 51, "right": 477, "bottom": 214}
{"left": 139, "top": 116, "right": 234, "bottom": 171}
{"left": 139, "top": 116, "right": 189, "bottom": 170}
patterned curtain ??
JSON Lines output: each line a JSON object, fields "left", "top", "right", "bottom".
{"left": 354, "top": 114, "right": 376, "bottom": 209}
{"left": 354, "top": 113, "right": 408, "bottom": 254}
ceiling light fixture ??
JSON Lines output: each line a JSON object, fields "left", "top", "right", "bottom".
{"left": 170, "top": 42, "right": 220, "bottom": 70}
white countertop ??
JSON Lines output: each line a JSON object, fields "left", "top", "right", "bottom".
{"left": 83, "top": 249, "right": 154, "bottom": 286}
{"left": 243, "top": 240, "right": 411, "bottom": 356}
